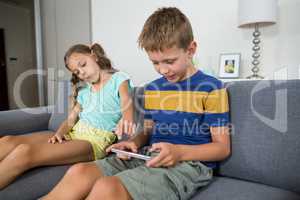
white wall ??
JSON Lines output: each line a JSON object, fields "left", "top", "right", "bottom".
{"left": 0, "top": 2, "right": 38, "bottom": 109}
{"left": 41, "top": 0, "right": 91, "bottom": 105}
{"left": 91, "top": 0, "right": 300, "bottom": 86}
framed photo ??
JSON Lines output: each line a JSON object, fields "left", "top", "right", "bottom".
{"left": 218, "top": 53, "right": 241, "bottom": 78}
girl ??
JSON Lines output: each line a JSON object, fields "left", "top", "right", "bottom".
{"left": 0, "top": 43, "right": 135, "bottom": 189}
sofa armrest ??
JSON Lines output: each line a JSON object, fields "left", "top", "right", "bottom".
{"left": 0, "top": 106, "right": 52, "bottom": 136}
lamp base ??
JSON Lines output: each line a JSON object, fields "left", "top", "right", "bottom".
{"left": 247, "top": 23, "right": 264, "bottom": 80}
{"left": 246, "top": 73, "right": 264, "bottom": 79}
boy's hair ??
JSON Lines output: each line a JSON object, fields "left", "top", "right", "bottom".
{"left": 138, "top": 7, "right": 194, "bottom": 52}
{"left": 64, "top": 43, "right": 116, "bottom": 110}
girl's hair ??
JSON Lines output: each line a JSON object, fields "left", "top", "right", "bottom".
{"left": 64, "top": 43, "right": 116, "bottom": 110}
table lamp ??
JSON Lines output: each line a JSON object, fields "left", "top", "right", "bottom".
{"left": 238, "top": 0, "right": 278, "bottom": 79}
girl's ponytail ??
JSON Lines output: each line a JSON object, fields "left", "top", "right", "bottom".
{"left": 91, "top": 43, "right": 105, "bottom": 56}
{"left": 91, "top": 43, "right": 115, "bottom": 71}
{"left": 70, "top": 74, "right": 80, "bottom": 110}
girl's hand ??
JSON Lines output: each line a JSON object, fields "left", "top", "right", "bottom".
{"left": 115, "top": 119, "right": 137, "bottom": 138}
{"left": 146, "top": 143, "right": 181, "bottom": 168}
{"left": 48, "top": 132, "right": 70, "bottom": 144}
{"left": 106, "top": 141, "right": 138, "bottom": 160}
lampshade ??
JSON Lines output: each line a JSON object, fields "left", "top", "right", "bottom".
{"left": 238, "top": 0, "right": 278, "bottom": 28}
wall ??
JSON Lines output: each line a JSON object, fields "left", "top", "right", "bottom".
{"left": 91, "top": 0, "right": 300, "bottom": 86}
{"left": 0, "top": 2, "right": 39, "bottom": 109}
{"left": 41, "top": 0, "right": 91, "bottom": 105}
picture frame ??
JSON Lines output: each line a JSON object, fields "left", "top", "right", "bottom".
{"left": 218, "top": 53, "right": 241, "bottom": 78}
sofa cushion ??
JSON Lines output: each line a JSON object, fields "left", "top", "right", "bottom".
{"left": 0, "top": 107, "right": 51, "bottom": 135}
{"left": 132, "top": 87, "right": 145, "bottom": 133}
{"left": 192, "top": 176, "right": 300, "bottom": 200}
{"left": 0, "top": 165, "right": 70, "bottom": 200}
{"left": 220, "top": 80, "right": 300, "bottom": 194}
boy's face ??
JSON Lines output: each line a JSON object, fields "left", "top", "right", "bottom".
{"left": 67, "top": 53, "right": 100, "bottom": 84}
{"left": 147, "top": 42, "right": 196, "bottom": 83}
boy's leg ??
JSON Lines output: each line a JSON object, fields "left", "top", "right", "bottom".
{"left": 86, "top": 176, "right": 132, "bottom": 200}
{"left": 84, "top": 155, "right": 146, "bottom": 200}
{"left": 43, "top": 162, "right": 102, "bottom": 200}
{"left": 44, "top": 155, "right": 143, "bottom": 200}
{"left": 0, "top": 138, "right": 93, "bottom": 189}
{"left": 108, "top": 161, "right": 213, "bottom": 200}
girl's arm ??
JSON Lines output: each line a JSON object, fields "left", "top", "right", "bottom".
{"left": 48, "top": 103, "right": 81, "bottom": 143}
{"left": 130, "top": 119, "right": 153, "bottom": 148}
{"left": 115, "top": 81, "right": 136, "bottom": 137}
{"left": 106, "top": 119, "right": 154, "bottom": 154}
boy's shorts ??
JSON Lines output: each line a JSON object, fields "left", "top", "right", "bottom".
{"left": 94, "top": 148, "right": 213, "bottom": 200}
{"left": 67, "top": 121, "right": 117, "bottom": 160}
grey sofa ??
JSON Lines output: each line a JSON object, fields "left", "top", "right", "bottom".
{"left": 0, "top": 80, "right": 299, "bottom": 200}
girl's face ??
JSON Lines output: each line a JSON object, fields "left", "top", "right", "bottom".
{"left": 67, "top": 53, "right": 100, "bottom": 84}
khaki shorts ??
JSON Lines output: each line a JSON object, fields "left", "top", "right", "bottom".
{"left": 95, "top": 148, "right": 213, "bottom": 200}
{"left": 68, "top": 121, "right": 117, "bottom": 160}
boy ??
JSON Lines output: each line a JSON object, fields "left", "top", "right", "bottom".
{"left": 44, "top": 7, "right": 230, "bottom": 200}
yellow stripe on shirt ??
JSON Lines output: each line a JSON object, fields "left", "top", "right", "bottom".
{"left": 145, "top": 90, "right": 207, "bottom": 113}
{"left": 204, "top": 88, "right": 229, "bottom": 113}
{"left": 144, "top": 88, "right": 229, "bottom": 114}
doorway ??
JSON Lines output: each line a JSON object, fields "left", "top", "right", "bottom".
{"left": 0, "top": 29, "right": 9, "bottom": 111}
{"left": 0, "top": 0, "right": 43, "bottom": 110}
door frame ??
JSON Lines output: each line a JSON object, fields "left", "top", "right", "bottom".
{"left": 34, "top": 0, "right": 45, "bottom": 106}
{"left": 0, "top": 28, "right": 9, "bottom": 110}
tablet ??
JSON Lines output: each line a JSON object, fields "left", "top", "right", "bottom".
{"left": 111, "top": 148, "right": 152, "bottom": 161}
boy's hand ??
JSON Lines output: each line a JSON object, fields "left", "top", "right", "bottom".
{"left": 146, "top": 143, "right": 181, "bottom": 168}
{"left": 106, "top": 141, "right": 138, "bottom": 160}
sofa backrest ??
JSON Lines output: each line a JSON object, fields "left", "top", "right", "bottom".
{"left": 49, "top": 80, "right": 300, "bottom": 194}
{"left": 220, "top": 80, "right": 300, "bottom": 194}
{"left": 48, "top": 81, "right": 70, "bottom": 131}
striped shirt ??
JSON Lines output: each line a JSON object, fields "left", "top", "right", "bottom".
{"left": 144, "top": 70, "right": 229, "bottom": 168}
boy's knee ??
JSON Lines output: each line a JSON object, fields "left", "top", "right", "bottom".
{"left": 92, "top": 177, "right": 126, "bottom": 198}
{"left": 66, "top": 163, "right": 100, "bottom": 181}
{"left": 67, "top": 163, "right": 90, "bottom": 176}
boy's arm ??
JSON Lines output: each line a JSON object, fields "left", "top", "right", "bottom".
{"left": 147, "top": 126, "right": 230, "bottom": 167}
{"left": 176, "top": 126, "right": 230, "bottom": 161}
{"left": 107, "top": 119, "right": 154, "bottom": 153}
